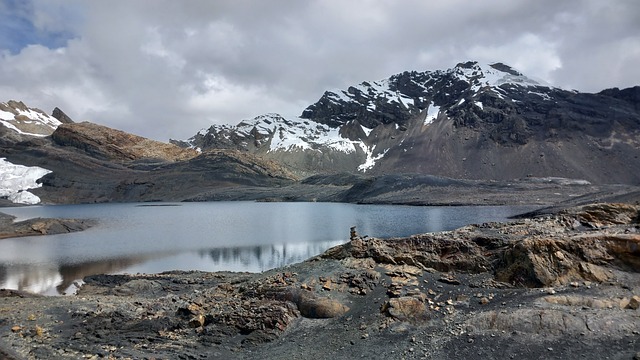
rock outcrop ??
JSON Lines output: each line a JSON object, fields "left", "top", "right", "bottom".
{"left": 324, "top": 203, "right": 640, "bottom": 287}
{"left": 51, "top": 107, "right": 74, "bottom": 124}
{"left": 51, "top": 122, "right": 198, "bottom": 162}
{"left": 0, "top": 212, "right": 95, "bottom": 239}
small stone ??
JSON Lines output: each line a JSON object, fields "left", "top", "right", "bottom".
{"left": 361, "top": 333, "right": 369, "bottom": 339}
{"left": 27, "top": 314, "right": 36, "bottom": 321}
{"left": 545, "top": 288, "right": 556, "bottom": 295}
{"left": 35, "top": 325, "right": 44, "bottom": 337}
{"left": 11, "top": 325, "right": 21, "bottom": 333}
{"left": 619, "top": 298, "right": 631, "bottom": 309}
{"left": 322, "top": 279, "right": 333, "bottom": 291}
{"left": 438, "top": 277, "right": 460, "bottom": 285}
{"left": 626, "top": 295, "right": 640, "bottom": 310}
{"left": 188, "top": 314, "right": 205, "bottom": 328}
{"left": 479, "top": 297, "right": 490, "bottom": 305}
{"left": 570, "top": 282, "right": 580, "bottom": 288}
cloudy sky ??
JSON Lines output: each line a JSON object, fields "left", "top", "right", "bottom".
{"left": 1, "top": 0, "right": 639, "bottom": 141}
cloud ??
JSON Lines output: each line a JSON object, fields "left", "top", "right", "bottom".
{"left": 466, "top": 33, "right": 562, "bottom": 83}
{"left": 0, "top": 0, "right": 638, "bottom": 141}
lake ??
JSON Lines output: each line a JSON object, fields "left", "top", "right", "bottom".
{"left": 0, "top": 202, "right": 536, "bottom": 295}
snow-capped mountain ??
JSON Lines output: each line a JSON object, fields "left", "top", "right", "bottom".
{"left": 2, "top": 61, "right": 640, "bottom": 206}
{"left": 0, "top": 101, "right": 296, "bottom": 205}
{"left": 0, "top": 100, "right": 70, "bottom": 204}
{"left": 300, "top": 61, "right": 547, "bottom": 129}
{"left": 176, "top": 61, "right": 640, "bottom": 183}
{"left": 0, "top": 100, "right": 64, "bottom": 137}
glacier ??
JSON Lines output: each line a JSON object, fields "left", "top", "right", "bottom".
{"left": 0, "top": 158, "right": 51, "bottom": 204}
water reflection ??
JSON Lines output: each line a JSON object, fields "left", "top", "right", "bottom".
{"left": 0, "top": 240, "right": 345, "bottom": 295}
{"left": 0, "top": 202, "right": 536, "bottom": 295}
{"left": 0, "top": 256, "right": 154, "bottom": 295}
{"left": 197, "top": 240, "right": 344, "bottom": 272}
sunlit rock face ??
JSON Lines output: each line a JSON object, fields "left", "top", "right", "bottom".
{"left": 51, "top": 122, "right": 199, "bottom": 162}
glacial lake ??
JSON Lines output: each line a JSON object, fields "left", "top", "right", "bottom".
{"left": 0, "top": 202, "right": 536, "bottom": 295}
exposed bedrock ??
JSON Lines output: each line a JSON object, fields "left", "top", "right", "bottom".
{"left": 323, "top": 203, "right": 640, "bottom": 287}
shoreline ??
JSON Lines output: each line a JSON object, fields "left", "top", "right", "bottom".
{"left": 1, "top": 202, "right": 639, "bottom": 359}
{"left": 0, "top": 212, "right": 95, "bottom": 240}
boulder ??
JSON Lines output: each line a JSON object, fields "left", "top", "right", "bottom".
{"left": 382, "top": 296, "right": 429, "bottom": 322}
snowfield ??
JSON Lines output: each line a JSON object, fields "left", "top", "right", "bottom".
{"left": 0, "top": 158, "right": 51, "bottom": 204}
{"left": 0, "top": 102, "right": 62, "bottom": 137}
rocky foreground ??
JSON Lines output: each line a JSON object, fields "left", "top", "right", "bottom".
{"left": 1, "top": 203, "right": 640, "bottom": 359}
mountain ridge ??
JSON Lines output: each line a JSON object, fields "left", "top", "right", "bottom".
{"left": 1, "top": 60, "right": 640, "bottom": 205}
{"left": 0, "top": 105, "right": 296, "bottom": 204}
{"left": 175, "top": 61, "right": 640, "bottom": 183}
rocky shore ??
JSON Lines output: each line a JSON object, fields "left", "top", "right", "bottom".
{"left": 0, "top": 212, "right": 95, "bottom": 239}
{"left": 0, "top": 202, "right": 639, "bottom": 359}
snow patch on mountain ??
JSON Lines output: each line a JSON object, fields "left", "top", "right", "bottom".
{"left": 527, "top": 90, "right": 553, "bottom": 101}
{"left": 361, "top": 125, "right": 373, "bottom": 137}
{"left": 0, "top": 158, "right": 51, "bottom": 204}
{"left": 248, "top": 114, "right": 359, "bottom": 153}
{"left": 0, "top": 101, "right": 62, "bottom": 137}
{"left": 358, "top": 145, "right": 389, "bottom": 172}
{"left": 453, "top": 62, "right": 545, "bottom": 92}
{"left": 424, "top": 103, "right": 440, "bottom": 125}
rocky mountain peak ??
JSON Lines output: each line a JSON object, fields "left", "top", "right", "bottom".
{"left": 0, "top": 100, "right": 62, "bottom": 137}
{"left": 52, "top": 107, "right": 75, "bottom": 124}
{"left": 298, "top": 61, "right": 549, "bottom": 131}
{"left": 172, "top": 61, "right": 640, "bottom": 183}
{"left": 450, "top": 61, "right": 545, "bottom": 89}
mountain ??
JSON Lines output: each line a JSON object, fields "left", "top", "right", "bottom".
{"left": 2, "top": 60, "right": 640, "bottom": 205}
{"left": 0, "top": 102, "right": 296, "bottom": 204}
{"left": 0, "top": 101, "right": 64, "bottom": 204}
{"left": 175, "top": 61, "right": 640, "bottom": 184}
{"left": 0, "top": 100, "right": 62, "bottom": 138}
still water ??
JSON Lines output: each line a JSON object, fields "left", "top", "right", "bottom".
{"left": 0, "top": 202, "right": 535, "bottom": 295}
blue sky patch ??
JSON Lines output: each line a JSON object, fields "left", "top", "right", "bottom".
{"left": 0, "top": 0, "right": 74, "bottom": 53}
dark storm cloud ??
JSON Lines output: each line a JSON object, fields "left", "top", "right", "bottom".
{"left": 0, "top": 0, "right": 638, "bottom": 140}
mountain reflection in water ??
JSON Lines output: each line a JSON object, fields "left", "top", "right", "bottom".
{"left": 0, "top": 202, "right": 536, "bottom": 295}
{"left": 0, "top": 241, "right": 343, "bottom": 295}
